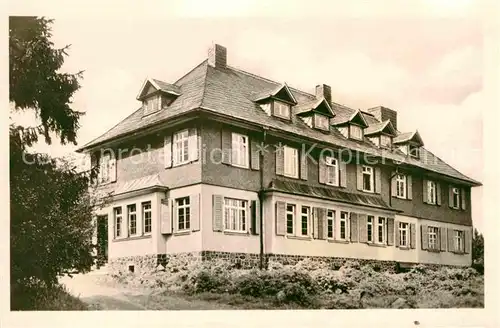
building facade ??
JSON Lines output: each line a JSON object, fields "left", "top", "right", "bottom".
{"left": 79, "top": 44, "right": 481, "bottom": 273}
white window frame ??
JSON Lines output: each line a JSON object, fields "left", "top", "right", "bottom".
{"left": 398, "top": 222, "right": 409, "bottom": 247}
{"left": 367, "top": 215, "right": 374, "bottom": 242}
{"left": 224, "top": 198, "right": 248, "bottom": 233}
{"left": 452, "top": 187, "right": 460, "bottom": 209}
{"left": 380, "top": 134, "right": 392, "bottom": 148}
{"left": 286, "top": 204, "right": 295, "bottom": 235}
{"left": 349, "top": 125, "right": 363, "bottom": 140}
{"left": 396, "top": 174, "right": 407, "bottom": 199}
{"left": 409, "top": 144, "right": 420, "bottom": 159}
{"left": 231, "top": 132, "right": 249, "bottom": 168}
{"left": 283, "top": 146, "right": 299, "bottom": 178}
{"left": 314, "top": 113, "right": 329, "bottom": 130}
{"left": 128, "top": 204, "right": 137, "bottom": 236}
{"left": 377, "top": 217, "right": 386, "bottom": 244}
{"left": 339, "top": 211, "right": 348, "bottom": 240}
{"left": 99, "top": 153, "right": 111, "bottom": 184}
{"left": 427, "top": 180, "right": 437, "bottom": 204}
{"left": 142, "top": 201, "right": 152, "bottom": 235}
{"left": 325, "top": 156, "right": 339, "bottom": 186}
{"left": 454, "top": 230, "right": 464, "bottom": 252}
{"left": 327, "top": 209, "right": 335, "bottom": 239}
{"left": 173, "top": 129, "right": 190, "bottom": 166}
{"left": 144, "top": 95, "right": 161, "bottom": 115}
{"left": 176, "top": 197, "right": 191, "bottom": 231}
{"left": 114, "top": 207, "right": 123, "bottom": 238}
{"left": 428, "top": 226, "right": 438, "bottom": 250}
{"left": 300, "top": 206, "right": 310, "bottom": 236}
{"left": 274, "top": 100, "right": 291, "bottom": 119}
{"left": 362, "top": 165, "right": 374, "bottom": 193}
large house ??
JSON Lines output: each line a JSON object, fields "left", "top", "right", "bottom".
{"left": 78, "top": 44, "right": 481, "bottom": 273}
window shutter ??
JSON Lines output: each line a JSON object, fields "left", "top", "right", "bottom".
{"left": 190, "top": 194, "right": 200, "bottom": 232}
{"left": 387, "top": 218, "right": 395, "bottom": 245}
{"left": 422, "top": 179, "right": 428, "bottom": 203}
{"left": 160, "top": 199, "right": 172, "bottom": 234}
{"left": 251, "top": 200, "right": 260, "bottom": 235}
{"left": 461, "top": 188, "right": 467, "bottom": 210}
{"left": 350, "top": 213, "right": 358, "bottom": 242}
{"left": 391, "top": 172, "right": 397, "bottom": 197}
{"left": 188, "top": 128, "right": 199, "bottom": 162}
{"left": 448, "top": 186, "right": 454, "bottom": 208}
{"left": 221, "top": 129, "right": 232, "bottom": 164}
{"left": 109, "top": 155, "right": 117, "bottom": 182}
{"left": 317, "top": 208, "right": 326, "bottom": 240}
{"left": 164, "top": 135, "right": 172, "bottom": 168}
{"left": 212, "top": 195, "right": 223, "bottom": 232}
{"left": 407, "top": 175, "right": 413, "bottom": 200}
{"left": 313, "top": 208, "right": 319, "bottom": 239}
{"left": 318, "top": 157, "right": 327, "bottom": 184}
{"left": 172, "top": 199, "right": 178, "bottom": 233}
{"left": 440, "top": 227, "right": 447, "bottom": 251}
{"left": 250, "top": 139, "right": 260, "bottom": 170}
{"left": 374, "top": 167, "right": 381, "bottom": 194}
{"left": 356, "top": 165, "right": 363, "bottom": 191}
{"left": 339, "top": 160, "right": 347, "bottom": 187}
{"left": 275, "top": 145, "right": 284, "bottom": 176}
{"left": 300, "top": 149, "right": 308, "bottom": 180}
{"left": 275, "top": 201, "right": 286, "bottom": 236}
{"left": 464, "top": 229, "right": 471, "bottom": 254}
{"left": 410, "top": 223, "right": 416, "bottom": 249}
{"left": 395, "top": 220, "right": 400, "bottom": 247}
{"left": 358, "top": 214, "right": 367, "bottom": 243}
{"left": 447, "top": 228, "right": 454, "bottom": 252}
{"left": 436, "top": 183, "right": 442, "bottom": 205}
{"left": 421, "top": 225, "right": 428, "bottom": 250}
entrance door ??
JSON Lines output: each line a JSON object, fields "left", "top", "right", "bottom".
{"left": 96, "top": 215, "right": 108, "bottom": 267}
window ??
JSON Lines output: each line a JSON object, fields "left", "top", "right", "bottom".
{"left": 224, "top": 198, "right": 247, "bottom": 232}
{"left": 314, "top": 114, "right": 329, "bottom": 130}
{"left": 362, "top": 165, "right": 374, "bottom": 192}
{"left": 327, "top": 210, "right": 335, "bottom": 239}
{"left": 114, "top": 207, "right": 123, "bottom": 238}
{"left": 286, "top": 204, "right": 295, "bottom": 235}
{"left": 428, "top": 226, "right": 438, "bottom": 250}
{"left": 99, "top": 153, "right": 111, "bottom": 183}
{"left": 232, "top": 133, "right": 249, "bottom": 168}
{"left": 283, "top": 146, "right": 299, "bottom": 178}
{"left": 427, "top": 180, "right": 437, "bottom": 204}
{"left": 142, "top": 202, "right": 152, "bottom": 234}
{"left": 454, "top": 230, "right": 464, "bottom": 252}
{"left": 274, "top": 101, "right": 291, "bottom": 118}
{"left": 409, "top": 144, "right": 420, "bottom": 159}
{"left": 396, "top": 174, "right": 407, "bottom": 199}
{"left": 143, "top": 95, "right": 161, "bottom": 115}
{"left": 452, "top": 187, "right": 460, "bottom": 209}
{"left": 339, "top": 211, "right": 348, "bottom": 240}
{"left": 173, "top": 129, "right": 190, "bottom": 165}
{"left": 128, "top": 204, "right": 137, "bottom": 236}
{"left": 349, "top": 125, "right": 363, "bottom": 140}
{"left": 399, "top": 222, "right": 409, "bottom": 247}
{"left": 325, "top": 156, "right": 339, "bottom": 186}
{"left": 380, "top": 135, "right": 392, "bottom": 148}
{"left": 301, "top": 206, "right": 310, "bottom": 236}
{"left": 176, "top": 197, "right": 191, "bottom": 231}
{"left": 370, "top": 137, "right": 380, "bottom": 147}
{"left": 367, "top": 216, "right": 374, "bottom": 242}
{"left": 377, "top": 217, "right": 385, "bottom": 244}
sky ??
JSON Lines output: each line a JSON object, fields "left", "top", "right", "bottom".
{"left": 10, "top": 0, "right": 485, "bottom": 231}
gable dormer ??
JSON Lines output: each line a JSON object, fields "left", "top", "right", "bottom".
{"left": 136, "top": 78, "right": 181, "bottom": 116}
{"left": 331, "top": 109, "right": 369, "bottom": 141}
{"left": 365, "top": 120, "right": 397, "bottom": 148}
{"left": 394, "top": 130, "right": 424, "bottom": 159}
{"left": 296, "top": 98, "right": 335, "bottom": 131}
{"left": 254, "top": 83, "right": 297, "bottom": 120}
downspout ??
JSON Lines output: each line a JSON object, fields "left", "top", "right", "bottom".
{"left": 258, "top": 128, "right": 268, "bottom": 270}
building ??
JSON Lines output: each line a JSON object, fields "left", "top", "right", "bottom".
{"left": 77, "top": 44, "right": 481, "bottom": 273}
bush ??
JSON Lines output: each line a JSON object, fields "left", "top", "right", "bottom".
{"left": 11, "top": 282, "right": 88, "bottom": 311}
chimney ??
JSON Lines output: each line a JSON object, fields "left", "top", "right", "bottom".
{"left": 315, "top": 84, "right": 332, "bottom": 103}
{"left": 208, "top": 44, "right": 227, "bottom": 68}
{"left": 367, "top": 106, "right": 398, "bottom": 130}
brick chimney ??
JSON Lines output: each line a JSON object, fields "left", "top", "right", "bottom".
{"left": 208, "top": 44, "right": 227, "bottom": 68}
{"left": 367, "top": 106, "right": 398, "bottom": 130}
{"left": 315, "top": 84, "right": 332, "bottom": 103}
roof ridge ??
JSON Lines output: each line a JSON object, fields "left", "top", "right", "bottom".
{"left": 174, "top": 59, "right": 208, "bottom": 85}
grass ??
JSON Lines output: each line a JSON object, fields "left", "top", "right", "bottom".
{"left": 11, "top": 283, "right": 89, "bottom": 311}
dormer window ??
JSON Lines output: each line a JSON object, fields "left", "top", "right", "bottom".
{"left": 136, "top": 78, "right": 181, "bottom": 118}
{"left": 143, "top": 95, "right": 161, "bottom": 116}
{"left": 349, "top": 125, "right": 363, "bottom": 140}
{"left": 409, "top": 144, "right": 420, "bottom": 159}
{"left": 273, "top": 100, "right": 291, "bottom": 119}
{"left": 314, "top": 114, "right": 329, "bottom": 131}
{"left": 380, "top": 135, "right": 392, "bottom": 148}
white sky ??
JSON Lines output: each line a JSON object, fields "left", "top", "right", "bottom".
{"left": 9, "top": 0, "right": 485, "bottom": 231}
